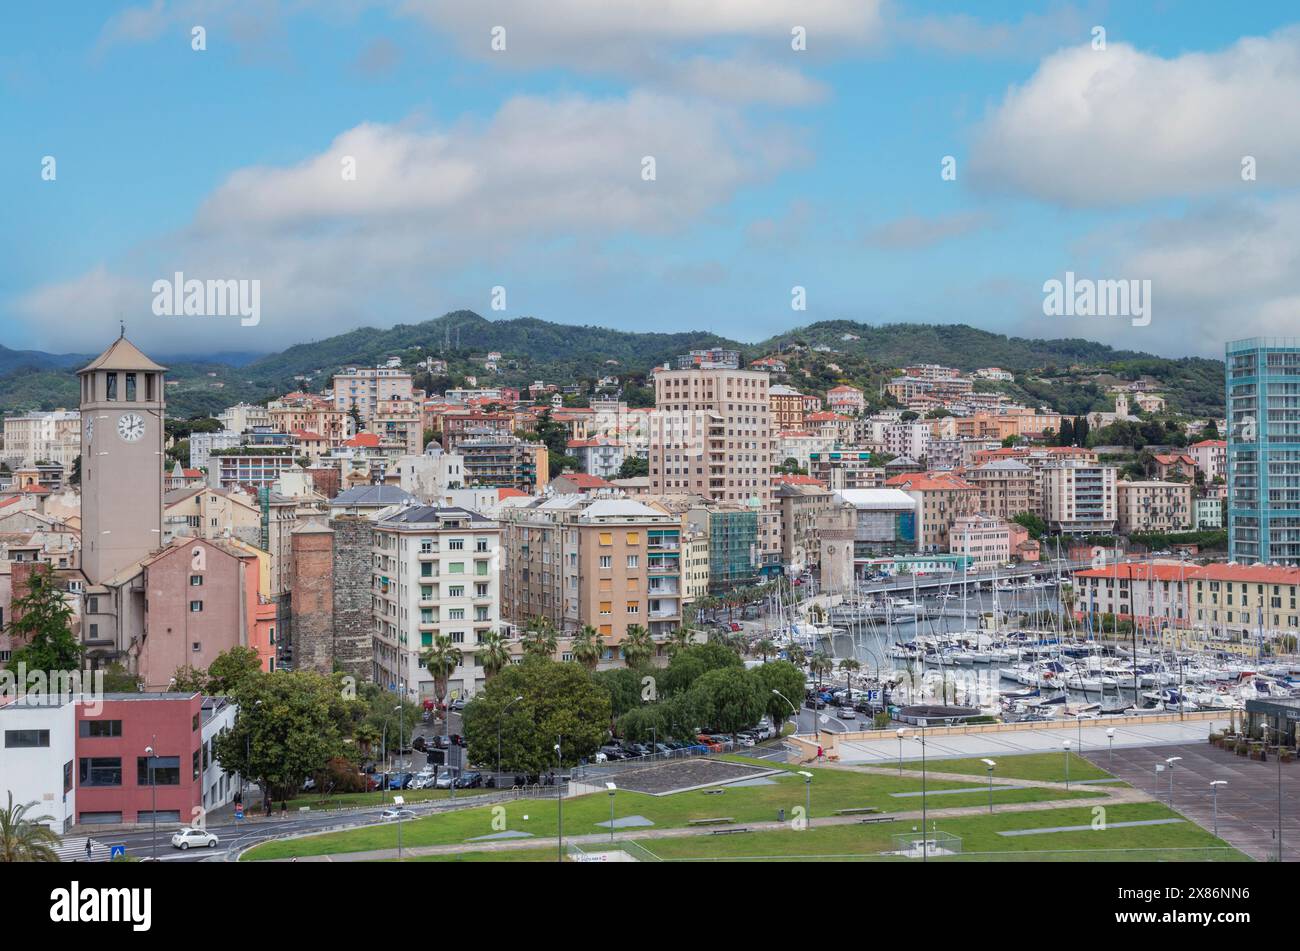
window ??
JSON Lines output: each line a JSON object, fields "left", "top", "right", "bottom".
{"left": 448, "top": 538, "right": 465, "bottom": 550}
{"left": 5, "top": 729, "right": 49, "bottom": 748}
{"left": 190, "top": 575, "right": 203, "bottom": 586}
{"left": 449, "top": 562, "right": 464, "bottom": 574}
{"left": 599, "top": 532, "right": 613, "bottom": 546}
{"left": 599, "top": 602, "right": 612, "bottom": 615}
{"left": 125, "top": 372, "right": 137, "bottom": 401}
{"left": 87, "top": 596, "right": 99, "bottom": 613}
{"left": 449, "top": 586, "right": 464, "bottom": 598}
{"left": 626, "top": 532, "right": 640, "bottom": 545}
{"left": 105, "top": 372, "right": 118, "bottom": 401}
{"left": 79, "top": 720, "right": 123, "bottom": 738}
{"left": 626, "top": 555, "right": 639, "bottom": 569}
{"left": 599, "top": 556, "right": 612, "bottom": 569}
{"left": 190, "top": 600, "right": 203, "bottom": 612}
{"left": 476, "top": 560, "right": 489, "bottom": 576}
{"left": 138, "top": 756, "right": 181, "bottom": 786}
{"left": 79, "top": 757, "right": 122, "bottom": 787}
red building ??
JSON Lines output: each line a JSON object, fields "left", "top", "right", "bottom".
{"left": 75, "top": 693, "right": 205, "bottom": 826}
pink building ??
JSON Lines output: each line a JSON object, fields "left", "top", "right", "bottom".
{"left": 1189, "top": 439, "right": 1227, "bottom": 482}
{"left": 75, "top": 693, "right": 205, "bottom": 826}
{"left": 826, "top": 384, "right": 865, "bottom": 415}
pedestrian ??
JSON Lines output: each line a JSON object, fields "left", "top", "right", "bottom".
{"left": 280, "top": 800, "right": 287, "bottom": 817}
{"left": 85, "top": 838, "right": 93, "bottom": 860}
{"left": 816, "top": 745, "right": 824, "bottom": 762}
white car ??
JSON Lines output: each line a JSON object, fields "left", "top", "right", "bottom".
{"left": 171, "top": 827, "right": 219, "bottom": 850}
{"left": 380, "top": 809, "right": 416, "bottom": 822}
{"left": 837, "top": 707, "right": 858, "bottom": 719}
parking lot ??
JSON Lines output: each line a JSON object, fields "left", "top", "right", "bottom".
{"left": 1086, "top": 742, "right": 1300, "bottom": 861}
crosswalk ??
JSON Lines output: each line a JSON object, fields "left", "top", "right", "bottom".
{"left": 53, "top": 836, "right": 112, "bottom": 862}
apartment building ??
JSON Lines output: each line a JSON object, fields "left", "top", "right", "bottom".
{"left": 371, "top": 506, "right": 500, "bottom": 701}
{"left": 1071, "top": 561, "right": 1193, "bottom": 631}
{"left": 949, "top": 515, "right": 1013, "bottom": 571}
{"left": 884, "top": 421, "right": 931, "bottom": 461}
{"left": 650, "top": 367, "right": 777, "bottom": 566}
{"left": 808, "top": 451, "right": 885, "bottom": 491}
{"left": 2, "top": 410, "right": 80, "bottom": 469}
{"left": 885, "top": 473, "right": 978, "bottom": 553}
{"left": 1190, "top": 439, "right": 1227, "bottom": 482}
{"left": 1116, "top": 480, "right": 1193, "bottom": 534}
{"left": 1040, "top": 463, "right": 1118, "bottom": 534}
{"left": 826, "top": 385, "right": 865, "bottom": 415}
{"left": 769, "top": 384, "right": 806, "bottom": 431}
{"left": 965, "top": 459, "right": 1034, "bottom": 520}
{"left": 333, "top": 366, "right": 414, "bottom": 422}
{"left": 189, "top": 430, "right": 242, "bottom": 469}
{"left": 217, "top": 402, "right": 271, "bottom": 434}
{"left": 268, "top": 399, "right": 348, "bottom": 447}
{"left": 1189, "top": 563, "right": 1300, "bottom": 642}
{"left": 499, "top": 496, "right": 684, "bottom": 648}
{"left": 458, "top": 434, "right": 549, "bottom": 493}
{"left": 776, "top": 480, "right": 835, "bottom": 573}
{"left": 369, "top": 397, "right": 424, "bottom": 456}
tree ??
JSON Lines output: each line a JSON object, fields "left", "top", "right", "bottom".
{"left": 616, "top": 456, "right": 648, "bottom": 479}
{"left": 1202, "top": 419, "right": 1219, "bottom": 439}
{"left": 212, "top": 670, "right": 360, "bottom": 801}
{"left": 477, "top": 629, "right": 511, "bottom": 681}
{"left": 686, "top": 667, "right": 764, "bottom": 736}
{"left": 751, "top": 660, "right": 806, "bottom": 735}
{"left": 620, "top": 624, "right": 655, "bottom": 668}
{"left": 838, "top": 657, "right": 861, "bottom": 693}
{"left": 0, "top": 793, "right": 59, "bottom": 862}
{"left": 420, "top": 634, "right": 463, "bottom": 724}
{"left": 6, "top": 564, "right": 81, "bottom": 676}
{"left": 521, "top": 617, "right": 559, "bottom": 660}
{"left": 206, "top": 646, "right": 265, "bottom": 694}
{"left": 1012, "top": 511, "right": 1049, "bottom": 539}
{"left": 663, "top": 626, "right": 696, "bottom": 657}
{"left": 808, "top": 651, "right": 834, "bottom": 694}
{"left": 754, "top": 638, "right": 777, "bottom": 662}
{"left": 659, "top": 641, "right": 743, "bottom": 696}
{"left": 462, "top": 658, "right": 611, "bottom": 772}
{"left": 777, "top": 457, "right": 807, "bottom": 475}
{"left": 171, "top": 664, "right": 208, "bottom": 693}
{"left": 570, "top": 625, "right": 605, "bottom": 671}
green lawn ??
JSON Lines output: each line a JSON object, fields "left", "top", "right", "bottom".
{"left": 915, "top": 751, "right": 1112, "bottom": 784}
{"left": 639, "top": 802, "right": 1249, "bottom": 862}
{"left": 244, "top": 759, "right": 1100, "bottom": 861}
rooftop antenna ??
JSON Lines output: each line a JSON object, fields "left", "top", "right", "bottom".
{"left": 119, "top": 319, "right": 126, "bottom": 339}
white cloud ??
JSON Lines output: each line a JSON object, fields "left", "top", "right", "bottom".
{"left": 970, "top": 29, "right": 1300, "bottom": 205}
{"left": 15, "top": 92, "right": 804, "bottom": 352}
{"left": 863, "top": 211, "right": 993, "bottom": 249}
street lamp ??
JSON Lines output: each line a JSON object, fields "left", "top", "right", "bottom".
{"left": 497, "top": 695, "right": 524, "bottom": 787}
{"left": 896, "top": 727, "right": 907, "bottom": 776}
{"left": 1209, "top": 780, "right": 1227, "bottom": 838}
{"left": 797, "top": 770, "right": 813, "bottom": 828}
{"left": 911, "top": 728, "right": 928, "bottom": 862}
{"left": 1165, "top": 756, "right": 1182, "bottom": 807}
{"left": 555, "top": 738, "right": 563, "bottom": 863}
{"left": 981, "top": 758, "right": 996, "bottom": 814}
{"left": 1075, "top": 713, "right": 1085, "bottom": 755}
{"left": 1106, "top": 727, "right": 1115, "bottom": 772}
{"left": 145, "top": 739, "right": 157, "bottom": 860}
{"left": 771, "top": 688, "right": 798, "bottom": 738}
{"left": 606, "top": 782, "right": 617, "bottom": 845}
{"left": 1062, "top": 739, "right": 1071, "bottom": 790}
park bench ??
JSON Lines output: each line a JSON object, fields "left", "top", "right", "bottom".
{"left": 687, "top": 817, "right": 734, "bottom": 826}
{"left": 835, "top": 807, "right": 880, "bottom": 815}
{"left": 858, "top": 815, "right": 892, "bottom": 825}
{"left": 710, "top": 827, "right": 750, "bottom": 835}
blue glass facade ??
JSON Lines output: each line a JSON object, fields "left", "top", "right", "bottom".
{"left": 1226, "top": 338, "right": 1300, "bottom": 564}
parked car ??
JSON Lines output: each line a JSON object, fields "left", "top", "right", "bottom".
{"left": 434, "top": 768, "right": 457, "bottom": 789}
{"left": 838, "top": 707, "right": 857, "bottom": 719}
{"left": 454, "top": 771, "right": 483, "bottom": 789}
{"left": 805, "top": 697, "right": 826, "bottom": 709}
{"left": 379, "top": 809, "right": 415, "bottom": 822}
{"left": 626, "top": 743, "right": 651, "bottom": 757}
{"left": 171, "top": 827, "right": 219, "bottom": 850}
{"left": 449, "top": 698, "right": 466, "bottom": 712}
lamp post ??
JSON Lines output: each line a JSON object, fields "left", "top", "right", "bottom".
{"left": 912, "top": 728, "right": 928, "bottom": 862}
{"left": 1062, "top": 739, "right": 1071, "bottom": 790}
{"left": 771, "top": 688, "right": 798, "bottom": 738}
{"left": 1209, "top": 780, "right": 1227, "bottom": 838}
{"left": 896, "top": 727, "right": 906, "bottom": 776}
{"left": 797, "top": 771, "right": 813, "bottom": 828}
{"left": 606, "top": 782, "right": 617, "bottom": 845}
{"left": 145, "top": 738, "right": 157, "bottom": 860}
{"left": 1263, "top": 724, "right": 1284, "bottom": 861}
{"left": 555, "top": 737, "right": 563, "bottom": 863}
{"left": 497, "top": 695, "right": 524, "bottom": 787}
{"left": 1106, "top": 727, "right": 1115, "bottom": 772}
{"left": 1165, "top": 756, "right": 1182, "bottom": 807}
{"left": 981, "top": 758, "right": 996, "bottom": 814}
{"left": 1076, "top": 713, "right": 1085, "bottom": 756}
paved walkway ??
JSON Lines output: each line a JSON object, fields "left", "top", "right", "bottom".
{"left": 835, "top": 718, "right": 1216, "bottom": 765}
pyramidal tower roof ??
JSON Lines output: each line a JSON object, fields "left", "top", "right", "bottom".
{"left": 79, "top": 333, "right": 167, "bottom": 374}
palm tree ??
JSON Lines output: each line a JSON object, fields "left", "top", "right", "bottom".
{"left": 786, "top": 644, "right": 807, "bottom": 669}
{"left": 755, "top": 638, "right": 777, "bottom": 662}
{"left": 420, "top": 634, "right": 463, "bottom": 729}
{"left": 664, "top": 626, "right": 695, "bottom": 657}
{"left": 838, "top": 658, "right": 861, "bottom": 695}
{"left": 570, "top": 625, "right": 604, "bottom": 670}
{"left": 0, "top": 793, "right": 58, "bottom": 863}
{"left": 477, "top": 629, "right": 511, "bottom": 681}
{"left": 809, "top": 650, "right": 834, "bottom": 694}
{"left": 520, "top": 616, "right": 559, "bottom": 660}
{"left": 620, "top": 624, "right": 655, "bottom": 668}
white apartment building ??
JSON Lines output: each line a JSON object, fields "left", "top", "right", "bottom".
{"left": 949, "top": 515, "right": 1012, "bottom": 570}
{"left": 217, "top": 403, "right": 271, "bottom": 434}
{"left": 189, "top": 430, "right": 242, "bottom": 469}
{"left": 2, "top": 410, "right": 80, "bottom": 469}
{"left": 884, "top": 421, "right": 931, "bottom": 462}
{"left": 1040, "top": 463, "right": 1118, "bottom": 534}
{"left": 394, "top": 449, "right": 466, "bottom": 500}
{"left": 371, "top": 506, "right": 500, "bottom": 703}
{"left": 334, "top": 366, "right": 414, "bottom": 422}
{"left": 0, "top": 696, "right": 77, "bottom": 832}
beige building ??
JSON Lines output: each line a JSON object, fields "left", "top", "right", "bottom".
{"left": 333, "top": 366, "right": 414, "bottom": 422}
{"left": 268, "top": 400, "right": 348, "bottom": 447}
{"left": 769, "top": 384, "right": 805, "bottom": 431}
{"left": 885, "top": 473, "right": 979, "bottom": 553}
{"left": 369, "top": 397, "right": 424, "bottom": 456}
{"left": 775, "top": 480, "right": 835, "bottom": 573}
{"left": 650, "top": 367, "right": 778, "bottom": 567}
{"left": 949, "top": 515, "right": 1012, "bottom": 570}
{"left": 965, "top": 459, "right": 1034, "bottom": 520}
{"left": 499, "top": 496, "right": 684, "bottom": 652}
{"left": 2, "top": 410, "right": 80, "bottom": 470}
{"left": 1040, "top": 463, "right": 1118, "bottom": 534}
{"left": 1117, "top": 480, "right": 1193, "bottom": 534}
{"left": 162, "top": 484, "right": 262, "bottom": 546}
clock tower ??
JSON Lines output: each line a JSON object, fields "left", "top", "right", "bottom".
{"left": 78, "top": 333, "right": 167, "bottom": 585}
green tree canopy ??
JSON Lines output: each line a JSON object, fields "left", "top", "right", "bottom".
{"left": 6, "top": 564, "right": 81, "bottom": 676}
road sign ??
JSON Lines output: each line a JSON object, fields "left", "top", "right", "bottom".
{"left": 234, "top": 803, "right": 245, "bottom": 820}
{"left": 110, "top": 844, "right": 126, "bottom": 859}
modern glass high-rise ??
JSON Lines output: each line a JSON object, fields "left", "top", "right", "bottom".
{"left": 1226, "top": 338, "right": 1300, "bottom": 564}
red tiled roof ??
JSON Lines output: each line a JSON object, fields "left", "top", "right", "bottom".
{"left": 556, "top": 473, "right": 613, "bottom": 489}
{"left": 344, "top": 433, "right": 381, "bottom": 448}
{"left": 774, "top": 475, "right": 827, "bottom": 487}
{"left": 885, "top": 473, "right": 975, "bottom": 491}
{"left": 497, "top": 488, "right": 529, "bottom": 500}
{"left": 1190, "top": 439, "right": 1226, "bottom": 449}
{"left": 1188, "top": 563, "right": 1300, "bottom": 585}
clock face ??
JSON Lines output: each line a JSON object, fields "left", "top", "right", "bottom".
{"left": 117, "top": 413, "right": 145, "bottom": 443}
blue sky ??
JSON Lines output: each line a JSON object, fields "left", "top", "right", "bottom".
{"left": 4, "top": 1, "right": 1299, "bottom": 358}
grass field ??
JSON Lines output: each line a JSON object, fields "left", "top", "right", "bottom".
{"left": 273, "top": 787, "right": 493, "bottom": 812}
{"left": 243, "top": 758, "right": 1102, "bottom": 861}
{"left": 912, "top": 751, "right": 1112, "bottom": 784}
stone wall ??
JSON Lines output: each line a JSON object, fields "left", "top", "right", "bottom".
{"left": 329, "top": 516, "right": 374, "bottom": 682}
